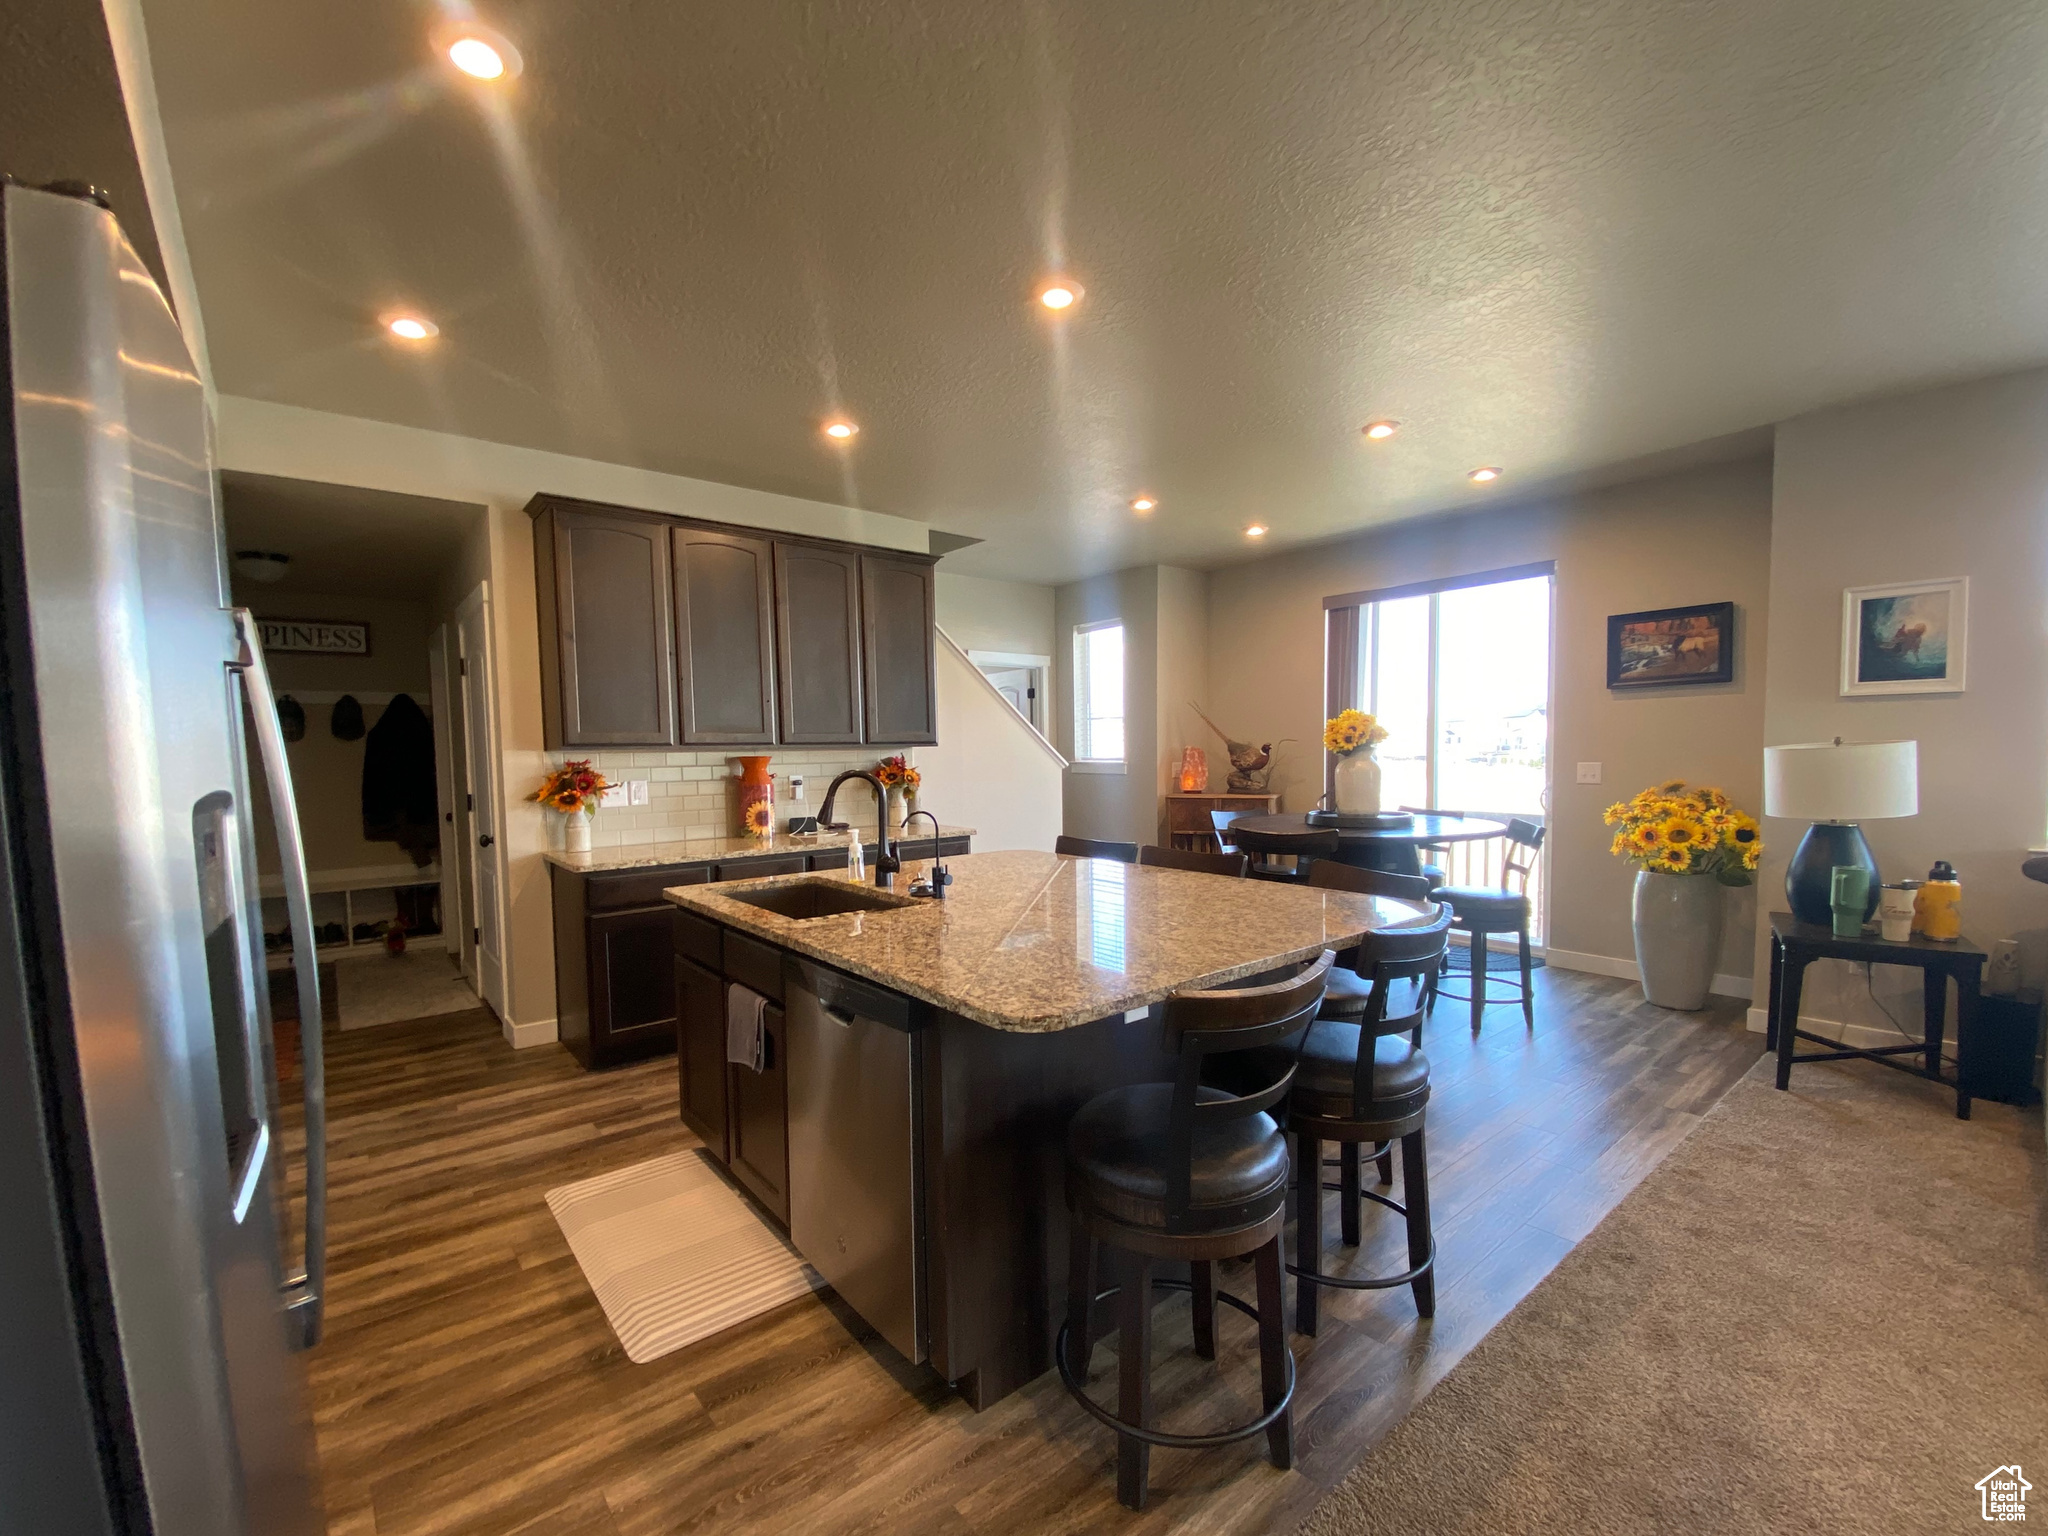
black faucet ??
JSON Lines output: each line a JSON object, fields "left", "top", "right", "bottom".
{"left": 818, "top": 770, "right": 899, "bottom": 890}
{"left": 904, "top": 809, "right": 953, "bottom": 899}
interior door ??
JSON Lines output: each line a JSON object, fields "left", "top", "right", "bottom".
{"left": 456, "top": 586, "right": 506, "bottom": 1017}
{"left": 427, "top": 623, "right": 469, "bottom": 979}
{"left": 983, "top": 667, "right": 1032, "bottom": 722}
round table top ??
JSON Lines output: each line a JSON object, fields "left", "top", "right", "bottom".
{"left": 1227, "top": 811, "right": 1510, "bottom": 845}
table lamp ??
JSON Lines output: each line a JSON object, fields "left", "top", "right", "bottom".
{"left": 1763, "top": 738, "right": 1918, "bottom": 926}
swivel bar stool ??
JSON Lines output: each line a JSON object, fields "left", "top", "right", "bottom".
{"left": 1059, "top": 951, "right": 1332, "bottom": 1509}
{"left": 1427, "top": 817, "right": 1545, "bottom": 1031}
{"left": 1287, "top": 905, "right": 1452, "bottom": 1333}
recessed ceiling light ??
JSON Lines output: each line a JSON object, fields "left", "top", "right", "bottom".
{"left": 443, "top": 24, "right": 522, "bottom": 80}
{"left": 384, "top": 313, "right": 438, "bottom": 341}
{"left": 1468, "top": 466, "right": 1502, "bottom": 483}
{"left": 1244, "top": 523, "right": 1268, "bottom": 538}
{"left": 1362, "top": 420, "right": 1399, "bottom": 440}
{"left": 1037, "top": 280, "right": 1083, "bottom": 311}
{"left": 1130, "top": 496, "right": 1157, "bottom": 513}
{"left": 822, "top": 419, "right": 859, "bottom": 441}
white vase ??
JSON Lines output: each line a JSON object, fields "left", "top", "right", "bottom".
{"left": 564, "top": 813, "right": 592, "bottom": 853}
{"left": 888, "top": 786, "right": 909, "bottom": 831}
{"left": 1631, "top": 869, "right": 1723, "bottom": 1010}
{"left": 1332, "top": 749, "right": 1383, "bottom": 815}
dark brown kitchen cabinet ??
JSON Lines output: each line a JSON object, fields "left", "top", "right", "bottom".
{"left": 726, "top": 999, "right": 789, "bottom": 1224}
{"left": 672, "top": 525, "right": 776, "bottom": 745}
{"left": 860, "top": 552, "right": 939, "bottom": 745}
{"left": 674, "top": 951, "right": 728, "bottom": 1157}
{"left": 552, "top": 862, "right": 685, "bottom": 1070}
{"left": 773, "top": 540, "right": 864, "bottom": 744}
{"left": 532, "top": 498, "right": 679, "bottom": 749}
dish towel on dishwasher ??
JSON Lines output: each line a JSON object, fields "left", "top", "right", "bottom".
{"left": 725, "top": 983, "right": 768, "bottom": 1073}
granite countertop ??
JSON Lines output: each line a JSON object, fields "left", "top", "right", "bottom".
{"left": 665, "top": 849, "right": 1435, "bottom": 1032}
{"left": 543, "top": 823, "right": 975, "bottom": 874}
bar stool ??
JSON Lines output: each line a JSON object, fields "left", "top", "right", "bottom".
{"left": 1286, "top": 906, "right": 1452, "bottom": 1333}
{"left": 1306, "top": 861, "right": 1439, "bottom": 1186}
{"left": 1227, "top": 823, "right": 1340, "bottom": 885}
{"left": 1138, "top": 843, "right": 1251, "bottom": 877}
{"left": 1056, "top": 834, "right": 1139, "bottom": 863}
{"left": 1427, "top": 817, "right": 1545, "bottom": 1031}
{"left": 1059, "top": 952, "right": 1333, "bottom": 1510}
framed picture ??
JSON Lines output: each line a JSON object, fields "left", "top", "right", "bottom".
{"left": 1841, "top": 577, "right": 1966, "bottom": 695}
{"left": 257, "top": 618, "right": 371, "bottom": 657}
{"left": 1607, "top": 602, "right": 1735, "bottom": 689}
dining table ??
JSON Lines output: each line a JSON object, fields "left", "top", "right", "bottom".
{"left": 1224, "top": 810, "right": 1510, "bottom": 877}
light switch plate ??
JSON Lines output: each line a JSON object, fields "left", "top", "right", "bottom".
{"left": 629, "top": 779, "right": 650, "bottom": 807}
{"left": 1576, "top": 762, "right": 1604, "bottom": 785}
{"left": 600, "top": 782, "right": 628, "bottom": 808}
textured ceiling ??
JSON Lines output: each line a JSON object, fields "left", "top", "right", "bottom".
{"left": 221, "top": 471, "right": 481, "bottom": 600}
{"left": 144, "top": 0, "right": 2048, "bottom": 583}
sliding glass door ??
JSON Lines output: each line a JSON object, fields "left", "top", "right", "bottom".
{"left": 1345, "top": 567, "right": 1554, "bottom": 937}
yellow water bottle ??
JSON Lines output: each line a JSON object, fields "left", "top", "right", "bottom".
{"left": 1912, "top": 860, "right": 1961, "bottom": 942}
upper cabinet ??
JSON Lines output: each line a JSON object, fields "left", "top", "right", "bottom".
{"left": 530, "top": 496, "right": 938, "bottom": 751}
{"left": 772, "top": 541, "right": 865, "bottom": 745}
{"left": 673, "top": 526, "right": 777, "bottom": 745}
{"left": 532, "top": 499, "right": 679, "bottom": 748}
{"left": 860, "top": 553, "right": 938, "bottom": 745}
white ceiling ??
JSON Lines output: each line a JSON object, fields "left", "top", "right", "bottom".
{"left": 221, "top": 471, "right": 481, "bottom": 600}
{"left": 144, "top": 0, "right": 2048, "bottom": 584}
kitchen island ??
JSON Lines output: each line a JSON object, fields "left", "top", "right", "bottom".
{"left": 667, "top": 848, "right": 1431, "bottom": 1409}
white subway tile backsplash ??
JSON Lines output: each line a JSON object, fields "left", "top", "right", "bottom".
{"left": 563, "top": 746, "right": 915, "bottom": 841}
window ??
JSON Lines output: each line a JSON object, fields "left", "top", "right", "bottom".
{"left": 1072, "top": 621, "right": 1125, "bottom": 769}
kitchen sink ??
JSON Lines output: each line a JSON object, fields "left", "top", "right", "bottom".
{"left": 721, "top": 879, "right": 917, "bottom": 921}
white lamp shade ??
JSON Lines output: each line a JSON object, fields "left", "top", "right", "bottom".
{"left": 1763, "top": 739, "right": 1918, "bottom": 821}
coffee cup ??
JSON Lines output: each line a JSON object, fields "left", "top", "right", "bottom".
{"left": 1878, "top": 884, "right": 1916, "bottom": 943}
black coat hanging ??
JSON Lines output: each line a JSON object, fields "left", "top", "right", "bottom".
{"left": 331, "top": 694, "right": 365, "bottom": 741}
{"left": 361, "top": 694, "right": 439, "bottom": 867}
{"left": 276, "top": 694, "right": 306, "bottom": 743}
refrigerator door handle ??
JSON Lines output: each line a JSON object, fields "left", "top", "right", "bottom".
{"left": 230, "top": 608, "right": 327, "bottom": 1350}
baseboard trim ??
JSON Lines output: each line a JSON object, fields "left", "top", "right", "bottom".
{"left": 1744, "top": 1005, "right": 1939, "bottom": 1051}
{"left": 1546, "top": 947, "right": 1754, "bottom": 1002}
{"left": 505, "top": 1015, "right": 558, "bottom": 1049}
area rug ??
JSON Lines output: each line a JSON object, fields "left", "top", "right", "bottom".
{"left": 334, "top": 947, "right": 478, "bottom": 1030}
{"left": 546, "top": 1151, "right": 821, "bottom": 1364}
{"left": 1298, "top": 1058, "right": 2046, "bottom": 1535}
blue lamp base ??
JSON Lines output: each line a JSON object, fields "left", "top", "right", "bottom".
{"left": 1785, "top": 822, "right": 1880, "bottom": 927}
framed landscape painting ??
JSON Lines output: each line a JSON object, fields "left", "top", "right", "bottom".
{"left": 1606, "top": 602, "right": 1735, "bottom": 689}
{"left": 1841, "top": 577, "right": 1967, "bottom": 696}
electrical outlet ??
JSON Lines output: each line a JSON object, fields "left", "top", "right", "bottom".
{"left": 600, "top": 782, "right": 628, "bottom": 809}
{"left": 1576, "top": 762, "right": 1604, "bottom": 785}
{"left": 629, "top": 779, "right": 649, "bottom": 807}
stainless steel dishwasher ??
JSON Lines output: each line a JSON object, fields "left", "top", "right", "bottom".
{"left": 784, "top": 957, "right": 926, "bottom": 1363}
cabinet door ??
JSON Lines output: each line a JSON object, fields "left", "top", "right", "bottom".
{"left": 673, "top": 525, "right": 777, "bottom": 744}
{"left": 587, "top": 907, "right": 679, "bottom": 1067}
{"left": 675, "top": 953, "right": 729, "bottom": 1160}
{"left": 546, "top": 508, "right": 678, "bottom": 747}
{"left": 727, "top": 1001, "right": 790, "bottom": 1226}
{"left": 773, "top": 542, "right": 864, "bottom": 744}
{"left": 859, "top": 553, "right": 938, "bottom": 745}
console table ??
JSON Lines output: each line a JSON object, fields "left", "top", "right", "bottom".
{"left": 1766, "top": 911, "right": 1986, "bottom": 1119}
{"left": 1163, "top": 792, "right": 1280, "bottom": 851}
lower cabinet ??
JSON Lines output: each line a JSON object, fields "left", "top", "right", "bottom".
{"left": 554, "top": 864, "right": 686, "bottom": 1070}
{"left": 726, "top": 1000, "right": 789, "bottom": 1224}
{"left": 674, "top": 952, "right": 729, "bottom": 1157}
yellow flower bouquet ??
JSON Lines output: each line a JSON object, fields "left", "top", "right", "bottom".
{"left": 1323, "top": 709, "right": 1389, "bottom": 757}
{"left": 529, "top": 759, "right": 610, "bottom": 817}
{"left": 1604, "top": 781, "right": 1762, "bottom": 886}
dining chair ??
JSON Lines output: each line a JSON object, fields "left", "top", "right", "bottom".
{"left": 1228, "top": 825, "right": 1340, "bottom": 885}
{"left": 1139, "top": 844, "right": 1251, "bottom": 878}
{"left": 1396, "top": 804, "right": 1467, "bottom": 890}
{"left": 1428, "top": 817, "right": 1545, "bottom": 1030}
{"left": 1056, "top": 835, "right": 1139, "bottom": 863}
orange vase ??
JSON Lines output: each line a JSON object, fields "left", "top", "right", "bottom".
{"left": 735, "top": 755, "right": 774, "bottom": 837}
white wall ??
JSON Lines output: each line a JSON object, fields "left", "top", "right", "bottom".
{"left": 215, "top": 396, "right": 933, "bottom": 1042}
{"left": 1759, "top": 368, "right": 2048, "bottom": 1040}
{"left": 936, "top": 571, "right": 1055, "bottom": 657}
{"left": 918, "top": 633, "right": 1065, "bottom": 852}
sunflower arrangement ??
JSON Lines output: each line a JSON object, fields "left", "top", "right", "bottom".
{"left": 1603, "top": 780, "right": 1762, "bottom": 884}
{"left": 874, "top": 754, "right": 921, "bottom": 794}
{"left": 1323, "top": 709, "right": 1390, "bottom": 757}
{"left": 529, "top": 759, "right": 610, "bottom": 817}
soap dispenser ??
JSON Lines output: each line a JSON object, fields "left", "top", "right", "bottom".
{"left": 1912, "top": 860, "right": 1962, "bottom": 942}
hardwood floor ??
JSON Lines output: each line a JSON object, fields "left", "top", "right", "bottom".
{"left": 283, "top": 967, "right": 1760, "bottom": 1536}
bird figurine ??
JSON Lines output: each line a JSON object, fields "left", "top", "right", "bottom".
{"left": 1189, "top": 704, "right": 1291, "bottom": 792}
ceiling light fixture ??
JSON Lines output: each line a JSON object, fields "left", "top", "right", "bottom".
{"left": 1037, "top": 280, "right": 1083, "bottom": 311}
{"left": 1468, "top": 466, "right": 1502, "bottom": 483}
{"left": 384, "top": 313, "right": 438, "bottom": 341}
{"left": 233, "top": 550, "right": 290, "bottom": 585}
{"left": 1130, "top": 496, "right": 1157, "bottom": 514}
{"left": 1362, "top": 420, "right": 1399, "bottom": 440}
{"left": 1244, "top": 523, "right": 1268, "bottom": 539}
{"left": 822, "top": 418, "right": 859, "bottom": 441}
{"left": 439, "top": 23, "right": 523, "bottom": 81}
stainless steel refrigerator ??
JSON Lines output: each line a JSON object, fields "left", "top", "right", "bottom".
{"left": 0, "top": 181, "right": 328, "bottom": 1533}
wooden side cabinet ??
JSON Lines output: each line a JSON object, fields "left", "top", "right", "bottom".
{"left": 860, "top": 552, "right": 939, "bottom": 745}
{"left": 1164, "top": 792, "right": 1282, "bottom": 851}
{"left": 773, "top": 540, "right": 864, "bottom": 744}
{"left": 532, "top": 497, "right": 679, "bottom": 749}
{"left": 672, "top": 525, "right": 777, "bottom": 745}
